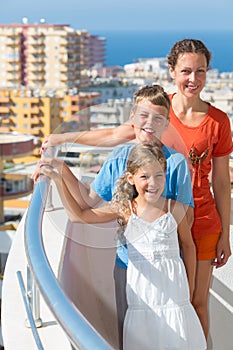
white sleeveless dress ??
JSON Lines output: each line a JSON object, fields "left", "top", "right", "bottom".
{"left": 123, "top": 202, "right": 207, "bottom": 350}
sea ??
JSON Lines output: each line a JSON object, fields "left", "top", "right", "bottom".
{"left": 96, "top": 30, "right": 233, "bottom": 73}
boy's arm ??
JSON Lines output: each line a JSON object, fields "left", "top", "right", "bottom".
{"left": 41, "top": 120, "right": 135, "bottom": 150}
{"left": 184, "top": 205, "right": 194, "bottom": 228}
{"left": 178, "top": 217, "right": 196, "bottom": 301}
{"left": 168, "top": 152, "right": 194, "bottom": 228}
{"left": 172, "top": 202, "right": 196, "bottom": 300}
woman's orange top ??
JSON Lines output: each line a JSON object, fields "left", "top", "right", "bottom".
{"left": 162, "top": 94, "right": 233, "bottom": 238}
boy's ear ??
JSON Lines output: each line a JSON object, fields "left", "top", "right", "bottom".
{"left": 129, "top": 109, "right": 134, "bottom": 121}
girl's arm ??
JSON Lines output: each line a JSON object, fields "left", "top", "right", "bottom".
{"left": 39, "top": 157, "right": 102, "bottom": 209}
{"left": 41, "top": 120, "right": 135, "bottom": 149}
{"left": 212, "top": 155, "right": 232, "bottom": 268}
{"left": 40, "top": 162, "right": 117, "bottom": 224}
{"left": 172, "top": 201, "right": 196, "bottom": 300}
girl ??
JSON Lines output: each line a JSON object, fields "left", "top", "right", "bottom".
{"left": 40, "top": 142, "right": 206, "bottom": 349}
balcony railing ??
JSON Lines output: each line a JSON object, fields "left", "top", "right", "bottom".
{"left": 23, "top": 147, "right": 113, "bottom": 349}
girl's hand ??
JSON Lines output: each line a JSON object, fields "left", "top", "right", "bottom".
{"left": 31, "top": 161, "right": 41, "bottom": 184}
{"left": 39, "top": 158, "right": 65, "bottom": 181}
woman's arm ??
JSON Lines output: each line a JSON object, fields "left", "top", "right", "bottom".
{"left": 39, "top": 162, "right": 117, "bottom": 223}
{"left": 212, "top": 155, "right": 232, "bottom": 268}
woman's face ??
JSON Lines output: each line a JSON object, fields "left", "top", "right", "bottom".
{"left": 169, "top": 52, "right": 208, "bottom": 98}
{"left": 131, "top": 100, "right": 169, "bottom": 143}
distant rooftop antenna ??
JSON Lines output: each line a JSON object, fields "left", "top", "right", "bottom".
{"left": 22, "top": 17, "right": 28, "bottom": 24}
{"left": 39, "top": 18, "right": 46, "bottom": 24}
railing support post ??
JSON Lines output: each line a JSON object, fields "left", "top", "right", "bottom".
{"left": 45, "top": 185, "right": 54, "bottom": 211}
{"left": 25, "top": 265, "right": 43, "bottom": 328}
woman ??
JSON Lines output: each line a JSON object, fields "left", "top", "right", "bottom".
{"left": 164, "top": 39, "right": 232, "bottom": 339}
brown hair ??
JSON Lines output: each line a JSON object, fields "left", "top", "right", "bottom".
{"left": 167, "top": 39, "right": 212, "bottom": 70}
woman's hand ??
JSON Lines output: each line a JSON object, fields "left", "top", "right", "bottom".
{"left": 212, "top": 234, "right": 232, "bottom": 268}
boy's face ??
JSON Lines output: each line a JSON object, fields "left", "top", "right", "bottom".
{"left": 131, "top": 100, "right": 169, "bottom": 143}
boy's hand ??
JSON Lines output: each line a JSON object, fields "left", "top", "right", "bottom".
{"left": 40, "top": 135, "right": 50, "bottom": 155}
{"left": 40, "top": 134, "right": 64, "bottom": 154}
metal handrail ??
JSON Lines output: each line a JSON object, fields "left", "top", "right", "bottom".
{"left": 24, "top": 147, "right": 112, "bottom": 350}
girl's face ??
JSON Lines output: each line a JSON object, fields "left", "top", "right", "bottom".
{"left": 169, "top": 53, "right": 207, "bottom": 98}
{"left": 131, "top": 100, "right": 169, "bottom": 143}
{"left": 128, "top": 161, "right": 165, "bottom": 204}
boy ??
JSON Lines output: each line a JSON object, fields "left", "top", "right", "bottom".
{"left": 38, "top": 85, "right": 194, "bottom": 350}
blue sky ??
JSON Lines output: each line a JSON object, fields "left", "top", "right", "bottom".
{"left": 1, "top": 0, "right": 233, "bottom": 33}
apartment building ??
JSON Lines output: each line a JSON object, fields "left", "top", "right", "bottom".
{"left": 0, "top": 88, "right": 100, "bottom": 153}
{"left": 0, "top": 22, "right": 91, "bottom": 90}
{"left": 88, "top": 35, "right": 106, "bottom": 68}
{"left": 0, "top": 21, "right": 106, "bottom": 155}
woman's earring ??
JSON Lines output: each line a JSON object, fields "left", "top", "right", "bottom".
{"left": 131, "top": 124, "right": 134, "bottom": 128}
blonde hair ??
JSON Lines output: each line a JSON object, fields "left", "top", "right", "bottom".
{"left": 111, "top": 142, "right": 166, "bottom": 225}
{"left": 133, "top": 84, "right": 170, "bottom": 116}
